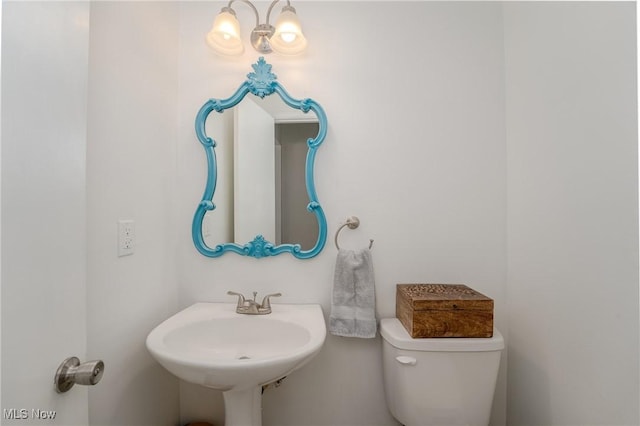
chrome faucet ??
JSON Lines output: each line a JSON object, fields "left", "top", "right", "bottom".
{"left": 227, "top": 291, "right": 282, "bottom": 315}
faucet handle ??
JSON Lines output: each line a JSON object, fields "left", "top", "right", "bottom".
{"left": 260, "top": 293, "right": 282, "bottom": 310}
{"left": 227, "top": 291, "right": 246, "bottom": 308}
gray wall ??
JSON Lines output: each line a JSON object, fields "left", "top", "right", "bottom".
{"left": 277, "top": 122, "right": 319, "bottom": 250}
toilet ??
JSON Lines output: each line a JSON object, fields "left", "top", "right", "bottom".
{"left": 380, "top": 318, "right": 503, "bottom": 426}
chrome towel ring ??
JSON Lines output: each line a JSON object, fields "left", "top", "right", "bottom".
{"left": 335, "top": 216, "right": 374, "bottom": 250}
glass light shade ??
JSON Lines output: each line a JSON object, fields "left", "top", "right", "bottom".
{"left": 270, "top": 8, "right": 307, "bottom": 55}
{"left": 206, "top": 10, "right": 244, "bottom": 56}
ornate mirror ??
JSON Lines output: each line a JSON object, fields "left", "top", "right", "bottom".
{"left": 192, "top": 58, "right": 327, "bottom": 258}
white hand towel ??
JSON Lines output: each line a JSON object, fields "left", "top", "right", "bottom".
{"left": 329, "top": 248, "right": 377, "bottom": 338}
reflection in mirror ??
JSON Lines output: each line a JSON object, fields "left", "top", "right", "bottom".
{"left": 193, "top": 58, "right": 327, "bottom": 259}
{"left": 275, "top": 121, "right": 320, "bottom": 250}
{"left": 202, "top": 97, "right": 319, "bottom": 250}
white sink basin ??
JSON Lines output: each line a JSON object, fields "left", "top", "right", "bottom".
{"left": 146, "top": 302, "right": 326, "bottom": 425}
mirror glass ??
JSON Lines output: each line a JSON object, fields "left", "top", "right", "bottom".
{"left": 203, "top": 97, "right": 319, "bottom": 249}
{"left": 192, "top": 58, "right": 327, "bottom": 259}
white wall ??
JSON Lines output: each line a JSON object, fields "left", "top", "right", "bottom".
{"left": 234, "top": 99, "right": 277, "bottom": 243}
{"left": 2, "top": 2, "right": 182, "bottom": 425}
{"left": 178, "top": 2, "right": 507, "bottom": 425}
{"left": 86, "top": 2, "right": 180, "bottom": 425}
{"left": 504, "top": 3, "right": 639, "bottom": 425}
{"left": 2, "top": 2, "right": 90, "bottom": 424}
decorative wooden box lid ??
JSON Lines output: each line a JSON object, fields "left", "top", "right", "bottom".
{"left": 397, "top": 284, "right": 493, "bottom": 311}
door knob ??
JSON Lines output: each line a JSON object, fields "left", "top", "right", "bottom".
{"left": 54, "top": 357, "right": 104, "bottom": 393}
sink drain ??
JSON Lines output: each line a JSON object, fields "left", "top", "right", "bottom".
{"left": 237, "top": 355, "right": 250, "bottom": 360}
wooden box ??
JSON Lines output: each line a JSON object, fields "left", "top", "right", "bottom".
{"left": 396, "top": 284, "right": 494, "bottom": 338}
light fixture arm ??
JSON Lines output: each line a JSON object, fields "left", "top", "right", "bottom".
{"left": 225, "top": 0, "right": 261, "bottom": 28}
{"left": 265, "top": 0, "right": 290, "bottom": 26}
{"left": 226, "top": 0, "right": 291, "bottom": 27}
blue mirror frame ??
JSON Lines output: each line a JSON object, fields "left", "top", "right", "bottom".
{"left": 192, "top": 58, "right": 327, "bottom": 259}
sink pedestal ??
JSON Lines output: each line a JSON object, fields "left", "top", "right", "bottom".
{"left": 146, "top": 303, "right": 327, "bottom": 426}
{"left": 223, "top": 386, "right": 262, "bottom": 426}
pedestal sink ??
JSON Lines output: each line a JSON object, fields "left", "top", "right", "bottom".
{"left": 146, "top": 302, "right": 326, "bottom": 426}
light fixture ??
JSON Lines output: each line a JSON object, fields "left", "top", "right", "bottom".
{"left": 206, "top": 0, "right": 307, "bottom": 56}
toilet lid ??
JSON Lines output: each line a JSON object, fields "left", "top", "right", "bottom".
{"left": 380, "top": 318, "right": 504, "bottom": 352}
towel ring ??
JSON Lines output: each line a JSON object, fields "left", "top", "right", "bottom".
{"left": 335, "top": 216, "right": 374, "bottom": 250}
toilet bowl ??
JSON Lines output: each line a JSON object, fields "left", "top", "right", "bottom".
{"left": 380, "top": 318, "right": 503, "bottom": 426}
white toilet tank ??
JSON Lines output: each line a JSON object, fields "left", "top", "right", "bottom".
{"left": 380, "top": 318, "right": 503, "bottom": 426}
